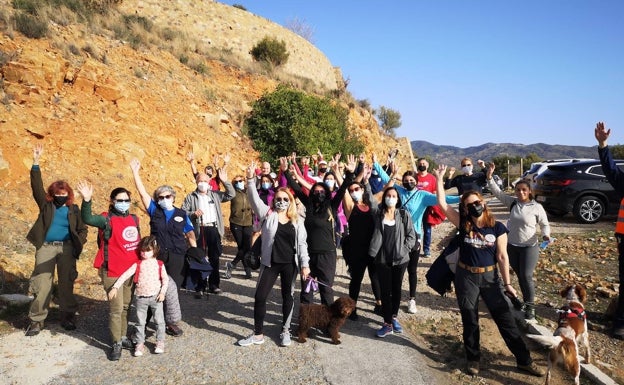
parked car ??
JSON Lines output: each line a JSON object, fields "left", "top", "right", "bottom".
{"left": 520, "top": 159, "right": 594, "bottom": 188}
{"left": 533, "top": 159, "right": 624, "bottom": 224}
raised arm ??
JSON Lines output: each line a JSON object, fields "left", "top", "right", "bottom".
{"left": 76, "top": 181, "right": 106, "bottom": 228}
{"left": 245, "top": 161, "right": 269, "bottom": 220}
{"left": 485, "top": 163, "right": 515, "bottom": 208}
{"left": 130, "top": 159, "right": 152, "bottom": 210}
{"left": 187, "top": 151, "right": 198, "bottom": 178}
{"left": 434, "top": 165, "right": 459, "bottom": 227}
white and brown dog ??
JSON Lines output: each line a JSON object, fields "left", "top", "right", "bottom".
{"left": 528, "top": 284, "right": 590, "bottom": 385}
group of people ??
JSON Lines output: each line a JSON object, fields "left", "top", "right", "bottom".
{"left": 24, "top": 122, "right": 623, "bottom": 376}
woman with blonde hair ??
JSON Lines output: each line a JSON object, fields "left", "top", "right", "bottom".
{"left": 238, "top": 162, "right": 310, "bottom": 348}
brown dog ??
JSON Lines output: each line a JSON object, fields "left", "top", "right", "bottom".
{"left": 528, "top": 284, "right": 590, "bottom": 385}
{"left": 298, "top": 296, "right": 355, "bottom": 345}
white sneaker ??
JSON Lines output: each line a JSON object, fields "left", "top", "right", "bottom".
{"left": 154, "top": 341, "right": 165, "bottom": 354}
{"left": 238, "top": 333, "right": 265, "bottom": 347}
{"left": 407, "top": 299, "right": 417, "bottom": 314}
{"left": 134, "top": 343, "right": 145, "bottom": 357}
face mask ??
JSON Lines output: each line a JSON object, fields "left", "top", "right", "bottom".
{"left": 350, "top": 190, "right": 363, "bottom": 202}
{"left": 461, "top": 165, "right": 473, "bottom": 175}
{"left": 53, "top": 195, "right": 68, "bottom": 207}
{"left": 274, "top": 200, "right": 290, "bottom": 211}
{"left": 402, "top": 180, "right": 416, "bottom": 191}
{"left": 417, "top": 165, "right": 427, "bottom": 172}
{"left": 324, "top": 180, "right": 335, "bottom": 189}
{"left": 158, "top": 198, "right": 174, "bottom": 210}
{"left": 371, "top": 170, "right": 378, "bottom": 176}
{"left": 197, "top": 182, "right": 209, "bottom": 193}
{"left": 261, "top": 182, "right": 272, "bottom": 190}
{"left": 312, "top": 191, "right": 326, "bottom": 204}
{"left": 467, "top": 203, "right": 484, "bottom": 218}
{"left": 384, "top": 197, "right": 398, "bottom": 207}
{"left": 234, "top": 181, "right": 244, "bottom": 190}
{"left": 140, "top": 250, "right": 154, "bottom": 259}
{"left": 114, "top": 201, "right": 131, "bottom": 213}
{"left": 318, "top": 167, "right": 327, "bottom": 174}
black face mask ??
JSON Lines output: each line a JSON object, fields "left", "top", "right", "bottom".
{"left": 318, "top": 167, "right": 328, "bottom": 174}
{"left": 402, "top": 181, "right": 416, "bottom": 191}
{"left": 417, "top": 165, "right": 427, "bottom": 172}
{"left": 312, "top": 191, "right": 326, "bottom": 204}
{"left": 467, "top": 203, "right": 484, "bottom": 218}
{"left": 53, "top": 195, "right": 68, "bottom": 207}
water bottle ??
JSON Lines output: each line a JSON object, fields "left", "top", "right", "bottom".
{"left": 539, "top": 238, "right": 555, "bottom": 250}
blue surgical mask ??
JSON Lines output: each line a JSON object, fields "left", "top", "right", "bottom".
{"left": 158, "top": 198, "right": 173, "bottom": 210}
{"left": 114, "top": 201, "right": 131, "bottom": 213}
{"left": 234, "top": 181, "right": 244, "bottom": 190}
{"left": 261, "top": 182, "right": 272, "bottom": 190}
{"left": 324, "top": 180, "right": 335, "bottom": 189}
{"left": 384, "top": 197, "right": 398, "bottom": 207}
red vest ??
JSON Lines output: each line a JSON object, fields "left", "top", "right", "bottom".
{"left": 94, "top": 213, "right": 140, "bottom": 277}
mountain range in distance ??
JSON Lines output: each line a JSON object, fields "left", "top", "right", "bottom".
{"left": 410, "top": 140, "right": 597, "bottom": 167}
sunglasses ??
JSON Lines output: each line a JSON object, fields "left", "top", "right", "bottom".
{"left": 461, "top": 164, "right": 472, "bottom": 167}
{"left": 157, "top": 194, "right": 172, "bottom": 201}
{"left": 466, "top": 200, "right": 482, "bottom": 206}
{"left": 234, "top": 180, "right": 243, "bottom": 183}
{"left": 274, "top": 197, "right": 290, "bottom": 202}
{"left": 348, "top": 187, "right": 361, "bottom": 193}
{"left": 115, "top": 199, "right": 131, "bottom": 203}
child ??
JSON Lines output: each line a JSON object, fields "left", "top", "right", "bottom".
{"left": 109, "top": 236, "right": 168, "bottom": 356}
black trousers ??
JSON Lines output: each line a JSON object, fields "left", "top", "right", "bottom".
{"left": 198, "top": 226, "right": 222, "bottom": 290}
{"left": 376, "top": 261, "right": 408, "bottom": 324}
{"left": 348, "top": 254, "right": 380, "bottom": 304}
{"left": 454, "top": 267, "right": 532, "bottom": 365}
{"left": 230, "top": 222, "right": 253, "bottom": 267}
{"left": 300, "top": 250, "right": 337, "bottom": 306}
{"left": 407, "top": 243, "right": 420, "bottom": 298}
{"left": 253, "top": 262, "right": 297, "bottom": 334}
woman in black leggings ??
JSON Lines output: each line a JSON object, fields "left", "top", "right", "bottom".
{"left": 238, "top": 162, "right": 310, "bottom": 348}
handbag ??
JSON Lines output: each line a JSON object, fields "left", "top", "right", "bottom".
{"left": 425, "top": 233, "right": 460, "bottom": 296}
{"left": 244, "top": 236, "right": 262, "bottom": 270}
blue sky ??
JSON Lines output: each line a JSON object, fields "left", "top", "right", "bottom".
{"left": 221, "top": 1, "right": 623, "bottom": 147}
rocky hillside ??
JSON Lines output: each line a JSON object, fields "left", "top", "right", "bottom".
{"left": 0, "top": 0, "right": 406, "bottom": 288}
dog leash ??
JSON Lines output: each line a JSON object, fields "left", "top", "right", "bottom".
{"left": 304, "top": 276, "right": 332, "bottom": 293}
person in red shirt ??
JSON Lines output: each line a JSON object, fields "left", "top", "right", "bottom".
{"left": 415, "top": 158, "right": 446, "bottom": 259}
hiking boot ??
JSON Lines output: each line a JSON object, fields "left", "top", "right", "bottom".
{"left": 238, "top": 333, "right": 265, "bottom": 347}
{"left": 391, "top": 318, "right": 403, "bottom": 333}
{"left": 279, "top": 331, "right": 292, "bottom": 347}
{"left": 109, "top": 342, "right": 122, "bottom": 361}
{"left": 407, "top": 299, "right": 417, "bottom": 314}
{"left": 165, "top": 323, "right": 183, "bottom": 337}
{"left": 25, "top": 321, "right": 44, "bottom": 337}
{"left": 61, "top": 312, "right": 77, "bottom": 331}
{"left": 224, "top": 262, "right": 234, "bottom": 279}
{"left": 348, "top": 309, "right": 359, "bottom": 321}
{"left": 121, "top": 336, "right": 135, "bottom": 350}
{"left": 376, "top": 323, "right": 393, "bottom": 338}
{"left": 517, "top": 363, "right": 545, "bottom": 377}
{"left": 466, "top": 361, "right": 479, "bottom": 375}
{"left": 244, "top": 266, "right": 252, "bottom": 279}
{"left": 154, "top": 340, "right": 165, "bottom": 354}
{"left": 134, "top": 343, "right": 145, "bottom": 357}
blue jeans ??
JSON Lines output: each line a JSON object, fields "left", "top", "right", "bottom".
{"left": 422, "top": 221, "right": 432, "bottom": 255}
{"left": 134, "top": 295, "right": 165, "bottom": 345}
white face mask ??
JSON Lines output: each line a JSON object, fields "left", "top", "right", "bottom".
{"left": 141, "top": 250, "right": 154, "bottom": 259}
{"left": 197, "top": 182, "right": 209, "bottom": 193}
{"left": 350, "top": 190, "right": 363, "bottom": 202}
{"left": 158, "top": 198, "right": 174, "bottom": 210}
{"left": 461, "top": 165, "right": 473, "bottom": 175}
{"left": 274, "top": 200, "right": 290, "bottom": 211}
{"left": 234, "top": 181, "right": 244, "bottom": 190}
{"left": 324, "top": 180, "right": 335, "bottom": 189}
{"left": 384, "top": 196, "right": 398, "bottom": 207}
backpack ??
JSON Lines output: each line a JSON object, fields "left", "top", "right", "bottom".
{"left": 97, "top": 212, "right": 140, "bottom": 267}
{"left": 133, "top": 259, "right": 164, "bottom": 284}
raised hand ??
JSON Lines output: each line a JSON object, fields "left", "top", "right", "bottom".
{"left": 433, "top": 164, "right": 447, "bottom": 179}
{"left": 186, "top": 151, "right": 195, "bottom": 163}
{"left": 33, "top": 143, "right": 43, "bottom": 164}
{"left": 345, "top": 154, "right": 356, "bottom": 173}
{"left": 130, "top": 158, "right": 141, "bottom": 173}
{"left": 595, "top": 121, "right": 611, "bottom": 147}
{"left": 217, "top": 166, "right": 228, "bottom": 182}
{"left": 76, "top": 181, "right": 93, "bottom": 202}
{"left": 279, "top": 157, "right": 288, "bottom": 172}
{"left": 486, "top": 163, "right": 495, "bottom": 179}
{"left": 246, "top": 161, "right": 257, "bottom": 179}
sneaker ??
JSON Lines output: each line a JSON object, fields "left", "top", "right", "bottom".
{"left": 348, "top": 310, "right": 359, "bottom": 321}
{"left": 373, "top": 304, "right": 382, "bottom": 316}
{"left": 391, "top": 318, "right": 403, "bottom": 333}
{"left": 407, "top": 299, "right": 417, "bottom": 314}
{"left": 194, "top": 291, "right": 204, "bottom": 299}
{"left": 109, "top": 342, "right": 122, "bottom": 361}
{"left": 279, "top": 331, "right": 292, "bottom": 347}
{"left": 517, "top": 363, "right": 545, "bottom": 377}
{"left": 121, "top": 336, "right": 135, "bottom": 350}
{"left": 209, "top": 287, "right": 222, "bottom": 294}
{"left": 61, "top": 312, "right": 77, "bottom": 331}
{"left": 422, "top": 252, "right": 431, "bottom": 258}
{"left": 154, "top": 340, "right": 165, "bottom": 354}
{"left": 238, "top": 333, "right": 265, "bottom": 347}
{"left": 466, "top": 361, "right": 479, "bottom": 375}
{"left": 376, "top": 323, "right": 393, "bottom": 338}
{"left": 224, "top": 262, "right": 233, "bottom": 279}
{"left": 165, "top": 323, "right": 184, "bottom": 337}
{"left": 134, "top": 343, "right": 145, "bottom": 357}
{"left": 25, "top": 321, "right": 43, "bottom": 337}
{"left": 244, "top": 266, "right": 252, "bottom": 279}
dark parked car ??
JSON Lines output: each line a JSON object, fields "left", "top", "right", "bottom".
{"left": 533, "top": 159, "right": 624, "bottom": 224}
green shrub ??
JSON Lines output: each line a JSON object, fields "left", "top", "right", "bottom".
{"left": 13, "top": 12, "right": 48, "bottom": 38}
{"left": 250, "top": 36, "right": 289, "bottom": 67}
{"left": 244, "top": 85, "right": 364, "bottom": 162}
{"left": 12, "top": 0, "right": 39, "bottom": 15}
{"left": 232, "top": 4, "right": 247, "bottom": 11}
